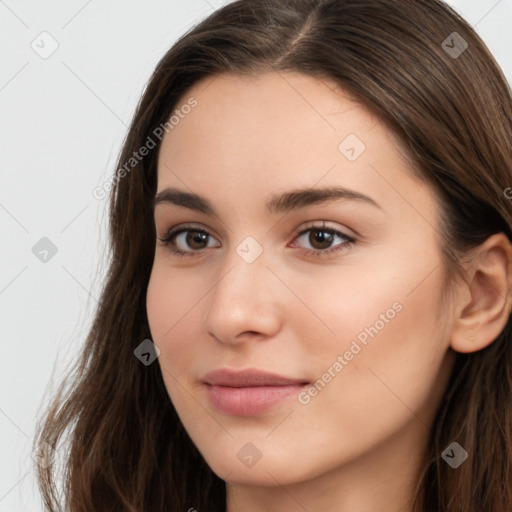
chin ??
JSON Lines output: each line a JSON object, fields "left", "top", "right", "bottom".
{"left": 201, "top": 447, "right": 314, "bottom": 488}
{"left": 216, "top": 463, "right": 301, "bottom": 487}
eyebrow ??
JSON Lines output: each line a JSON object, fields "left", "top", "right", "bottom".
{"left": 153, "top": 186, "right": 382, "bottom": 215}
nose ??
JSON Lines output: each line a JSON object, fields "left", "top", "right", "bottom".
{"left": 204, "top": 242, "right": 283, "bottom": 346}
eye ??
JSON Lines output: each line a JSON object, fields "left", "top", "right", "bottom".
{"left": 157, "top": 222, "right": 356, "bottom": 259}
{"left": 157, "top": 224, "right": 220, "bottom": 257}
{"left": 291, "top": 223, "right": 356, "bottom": 257}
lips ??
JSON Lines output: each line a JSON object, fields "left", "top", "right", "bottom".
{"left": 202, "top": 368, "right": 309, "bottom": 416}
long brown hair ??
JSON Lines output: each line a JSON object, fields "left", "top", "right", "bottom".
{"left": 34, "top": 1, "right": 512, "bottom": 510}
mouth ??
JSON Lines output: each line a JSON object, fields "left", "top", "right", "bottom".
{"left": 202, "top": 368, "right": 310, "bottom": 416}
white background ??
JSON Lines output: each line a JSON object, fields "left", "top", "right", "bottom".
{"left": 1, "top": 1, "right": 511, "bottom": 510}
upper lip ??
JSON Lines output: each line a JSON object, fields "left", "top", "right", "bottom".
{"left": 202, "top": 368, "right": 309, "bottom": 387}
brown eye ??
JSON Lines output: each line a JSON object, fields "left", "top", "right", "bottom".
{"left": 292, "top": 225, "right": 356, "bottom": 258}
{"left": 308, "top": 229, "right": 335, "bottom": 250}
{"left": 158, "top": 226, "right": 221, "bottom": 257}
{"left": 185, "top": 231, "right": 209, "bottom": 250}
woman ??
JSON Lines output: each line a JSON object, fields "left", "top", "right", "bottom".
{"left": 34, "top": 0, "right": 512, "bottom": 510}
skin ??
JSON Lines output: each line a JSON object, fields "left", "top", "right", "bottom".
{"left": 146, "top": 71, "right": 512, "bottom": 512}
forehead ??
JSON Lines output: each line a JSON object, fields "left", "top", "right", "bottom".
{"left": 159, "top": 71, "right": 376, "bottom": 157}
{"left": 161, "top": 73, "right": 389, "bottom": 168}
{"left": 156, "top": 71, "right": 436, "bottom": 224}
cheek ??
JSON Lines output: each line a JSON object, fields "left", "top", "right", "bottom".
{"left": 146, "top": 262, "right": 203, "bottom": 341}
{"left": 146, "top": 263, "right": 210, "bottom": 387}
{"left": 300, "top": 263, "right": 450, "bottom": 444}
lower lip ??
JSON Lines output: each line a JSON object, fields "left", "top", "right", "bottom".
{"left": 205, "top": 384, "right": 307, "bottom": 416}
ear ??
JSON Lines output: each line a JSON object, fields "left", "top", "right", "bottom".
{"left": 450, "top": 233, "right": 512, "bottom": 354}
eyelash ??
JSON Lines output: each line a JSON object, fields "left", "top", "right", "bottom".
{"left": 157, "top": 222, "right": 356, "bottom": 259}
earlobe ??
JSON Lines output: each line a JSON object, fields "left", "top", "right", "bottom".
{"left": 450, "top": 233, "right": 512, "bottom": 354}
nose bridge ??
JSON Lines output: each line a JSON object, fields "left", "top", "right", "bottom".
{"left": 211, "top": 236, "right": 269, "bottom": 310}
{"left": 217, "top": 233, "right": 268, "bottom": 292}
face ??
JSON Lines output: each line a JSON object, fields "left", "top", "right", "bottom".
{"left": 146, "top": 71, "right": 457, "bottom": 488}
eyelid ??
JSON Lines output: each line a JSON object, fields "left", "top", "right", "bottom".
{"left": 157, "top": 220, "right": 357, "bottom": 258}
{"left": 294, "top": 220, "right": 357, "bottom": 239}
{"left": 157, "top": 221, "right": 352, "bottom": 244}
